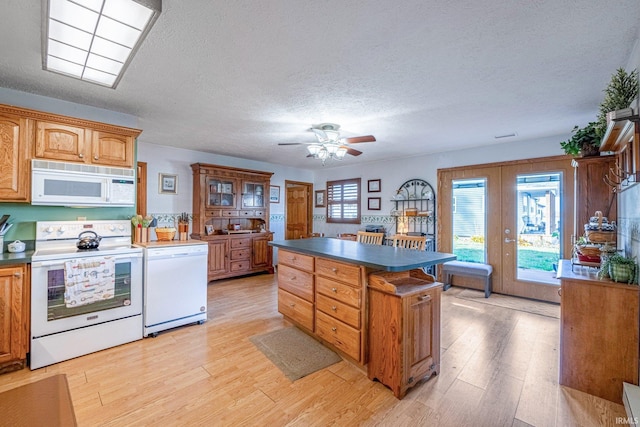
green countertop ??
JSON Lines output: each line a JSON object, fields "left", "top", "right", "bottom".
{"left": 269, "top": 238, "right": 456, "bottom": 271}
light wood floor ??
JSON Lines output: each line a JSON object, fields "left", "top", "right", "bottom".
{"left": 0, "top": 274, "right": 626, "bottom": 426}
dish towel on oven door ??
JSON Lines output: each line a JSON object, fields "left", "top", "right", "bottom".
{"left": 64, "top": 257, "right": 116, "bottom": 307}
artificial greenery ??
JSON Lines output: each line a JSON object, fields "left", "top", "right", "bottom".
{"left": 598, "top": 253, "right": 638, "bottom": 284}
{"left": 596, "top": 67, "right": 639, "bottom": 137}
{"left": 560, "top": 122, "right": 600, "bottom": 156}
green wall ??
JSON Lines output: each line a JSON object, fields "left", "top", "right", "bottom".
{"left": 1, "top": 203, "right": 135, "bottom": 241}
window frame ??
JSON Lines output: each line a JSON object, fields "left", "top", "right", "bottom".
{"left": 326, "top": 178, "right": 361, "bottom": 224}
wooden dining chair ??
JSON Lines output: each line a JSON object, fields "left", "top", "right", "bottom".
{"left": 300, "top": 232, "right": 324, "bottom": 239}
{"left": 337, "top": 233, "right": 357, "bottom": 241}
{"left": 391, "top": 234, "right": 427, "bottom": 251}
{"left": 356, "top": 231, "right": 384, "bottom": 245}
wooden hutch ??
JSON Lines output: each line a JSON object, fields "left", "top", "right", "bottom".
{"left": 191, "top": 163, "right": 274, "bottom": 281}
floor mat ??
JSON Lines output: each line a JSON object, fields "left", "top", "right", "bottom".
{"left": 0, "top": 374, "right": 77, "bottom": 427}
{"left": 250, "top": 327, "right": 342, "bottom": 381}
{"left": 455, "top": 288, "right": 560, "bottom": 319}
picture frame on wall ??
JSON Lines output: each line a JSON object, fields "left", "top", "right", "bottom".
{"left": 368, "top": 179, "right": 381, "bottom": 193}
{"left": 269, "top": 185, "right": 280, "bottom": 203}
{"left": 159, "top": 173, "right": 178, "bottom": 194}
{"left": 315, "top": 190, "right": 326, "bottom": 207}
{"left": 368, "top": 197, "right": 381, "bottom": 210}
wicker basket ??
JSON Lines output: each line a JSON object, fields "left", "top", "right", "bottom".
{"left": 584, "top": 229, "right": 616, "bottom": 243}
{"left": 575, "top": 244, "right": 601, "bottom": 257}
{"left": 156, "top": 227, "right": 176, "bottom": 241}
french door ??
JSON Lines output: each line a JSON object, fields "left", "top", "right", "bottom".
{"left": 438, "top": 156, "right": 574, "bottom": 303}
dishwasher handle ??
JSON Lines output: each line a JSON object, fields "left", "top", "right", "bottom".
{"left": 147, "top": 251, "right": 207, "bottom": 261}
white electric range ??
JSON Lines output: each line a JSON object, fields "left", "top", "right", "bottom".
{"left": 30, "top": 220, "right": 143, "bottom": 369}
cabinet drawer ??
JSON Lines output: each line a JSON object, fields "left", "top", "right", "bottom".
{"left": 316, "top": 276, "right": 361, "bottom": 308}
{"left": 278, "top": 289, "right": 314, "bottom": 331}
{"left": 230, "top": 238, "right": 250, "bottom": 248}
{"left": 407, "top": 289, "right": 436, "bottom": 306}
{"left": 316, "top": 258, "right": 361, "bottom": 286}
{"left": 239, "top": 210, "right": 254, "bottom": 217}
{"left": 278, "top": 250, "right": 314, "bottom": 272}
{"left": 222, "top": 210, "right": 239, "bottom": 217}
{"left": 277, "top": 264, "right": 314, "bottom": 301}
{"left": 316, "top": 293, "right": 360, "bottom": 329}
{"left": 230, "top": 260, "right": 250, "bottom": 272}
{"left": 205, "top": 209, "right": 222, "bottom": 217}
{"left": 254, "top": 210, "right": 265, "bottom": 217}
{"left": 230, "top": 248, "right": 250, "bottom": 260}
{"left": 315, "top": 310, "right": 360, "bottom": 361}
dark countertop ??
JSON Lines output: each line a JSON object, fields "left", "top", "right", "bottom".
{"left": 269, "top": 238, "right": 456, "bottom": 271}
{"left": 0, "top": 250, "right": 34, "bottom": 266}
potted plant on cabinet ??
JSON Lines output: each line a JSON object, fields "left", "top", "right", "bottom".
{"left": 599, "top": 253, "right": 638, "bottom": 284}
{"left": 596, "top": 67, "right": 638, "bottom": 137}
{"left": 560, "top": 122, "right": 601, "bottom": 157}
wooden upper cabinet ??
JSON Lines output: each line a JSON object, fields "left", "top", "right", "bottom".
{"left": 0, "top": 113, "right": 29, "bottom": 202}
{"left": 35, "top": 121, "right": 87, "bottom": 163}
{"left": 35, "top": 122, "right": 135, "bottom": 168}
{"left": 91, "top": 131, "right": 134, "bottom": 167}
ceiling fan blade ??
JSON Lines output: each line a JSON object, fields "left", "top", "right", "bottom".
{"left": 343, "top": 135, "right": 376, "bottom": 144}
{"left": 345, "top": 147, "right": 362, "bottom": 156}
{"left": 278, "top": 142, "right": 306, "bottom": 146}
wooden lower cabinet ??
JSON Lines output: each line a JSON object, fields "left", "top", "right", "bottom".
{"left": 204, "top": 233, "right": 273, "bottom": 281}
{"left": 276, "top": 251, "right": 367, "bottom": 364}
{"left": 0, "top": 264, "right": 29, "bottom": 374}
{"left": 368, "top": 270, "right": 442, "bottom": 398}
{"left": 559, "top": 261, "right": 639, "bottom": 404}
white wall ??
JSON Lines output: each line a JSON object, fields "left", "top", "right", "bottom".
{"left": 311, "top": 135, "right": 566, "bottom": 237}
{"left": 137, "top": 142, "right": 313, "bottom": 241}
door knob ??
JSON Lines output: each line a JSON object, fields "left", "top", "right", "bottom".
{"left": 504, "top": 238, "right": 516, "bottom": 243}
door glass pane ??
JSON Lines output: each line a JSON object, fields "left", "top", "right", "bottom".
{"left": 452, "top": 178, "right": 487, "bottom": 263}
{"left": 516, "top": 173, "right": 561, "bottom": 284}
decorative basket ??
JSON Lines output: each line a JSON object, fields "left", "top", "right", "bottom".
{"left": 584, "top": 211, "right": 616, "bottom": 243}
{"left": 156, "top": 227, "right": 176, "bottom": 241}
{"left": 575, "top": 244, "right": 601, "bottom": 257}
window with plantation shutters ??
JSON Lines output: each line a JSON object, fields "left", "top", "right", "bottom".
{"left": 326, "top": 178, "right": 361, "bottom": 224}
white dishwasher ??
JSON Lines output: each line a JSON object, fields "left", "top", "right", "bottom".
{"left": 138, "top": 240, "right": 209, "bottom": 337}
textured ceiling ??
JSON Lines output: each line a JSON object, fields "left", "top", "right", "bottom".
{"left": 1, "top": 1, "right": 639, "bottom": 169}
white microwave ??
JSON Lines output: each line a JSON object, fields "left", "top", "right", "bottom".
{"left": 31, "top": 160, "right": 136, "bottom": 207}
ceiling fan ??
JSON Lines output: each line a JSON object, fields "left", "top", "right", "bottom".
{"left": 278, "top": 123, "right": 376, "bottom": 162}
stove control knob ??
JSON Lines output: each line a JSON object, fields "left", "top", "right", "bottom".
{"left": 109, "top": 225, "right": 116, "bottom": 231}
{"left": 45, "top": 226, "right": 54, "bottom": 234}
{"left": 118, "top": 224, "right": 126, "bottom": 231}
{"left": 57, "top": 226, "right": 66, "bottom": 234}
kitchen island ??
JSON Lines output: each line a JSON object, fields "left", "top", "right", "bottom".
{"left": 269, "top": 238, "right": 455, "bottom": 396}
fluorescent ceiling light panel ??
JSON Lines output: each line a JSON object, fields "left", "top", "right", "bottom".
{"left": 42, "top": 0, "right": 161, "bottom": 88}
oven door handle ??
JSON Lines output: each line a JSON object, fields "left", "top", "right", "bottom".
{"left": 32, "top": 253, "right": 142, "bottom": 268}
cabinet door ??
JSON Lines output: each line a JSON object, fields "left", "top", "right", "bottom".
{"left": 0, "top": 114, "right": 29, "bottom": 201}
{"left": 241, "top": 181, "right": 266, "bottom": 208}
{"left": 251, "top": 235, "right": 272, "bottom": 268}
{"left": 91, "top": 131, "right": 134, "bottom": 167}
{"left": 207, "top": 177, "right": 237, "bottom": 208}
{"left": 0, "top": 265, "right": 26, "bottom": 365}
{"left": 208, "top": 240, "right": 229, "bottom": 277}
{"left": 35, "top": 121, "right": 88, "bottom": 162}
{"left": 405, "top": 289, "right": 437, "bottom": 382}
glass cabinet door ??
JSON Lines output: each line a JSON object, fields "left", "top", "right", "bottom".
{"left": 242, "top": 182, "right": 265, "bottom": 208}
{"left": 207, "top": 177, "right": 236, "bottom": 208}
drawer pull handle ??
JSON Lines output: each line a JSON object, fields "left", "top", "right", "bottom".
{"left": 332, "top": 268, "right": 338, "bottom": 273}
{"left": 418, "top": 294, "right": 431, "bottom": 301}
{"left": 291, "top": 276, "right": 296, "bottom": 281}
{"left": 13, "top": 272, "right": 21, "bottom": 278}
{"left": 290, "top": 303, "right": 295, "bottom": 307}
{"left": 331, "top": 327, "right": 337, "bottom": 332}
{"left": 331, "top": 287, "right": 337, "bottom": 293}
{"left": 331, "top": 306, "right": 337, "bottom": 311}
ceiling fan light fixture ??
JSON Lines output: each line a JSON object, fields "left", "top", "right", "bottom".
{"left": 335, "top": 146, "right": 348, "bottom": 159}
{"left": 325, "top": 143, "right": 340, "bottom": 155}
{"left": 307, "top": 144, "right": 322, "bottom": 156}
{"left": 317, "top": 148, "right": 329, "bottom": 161}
